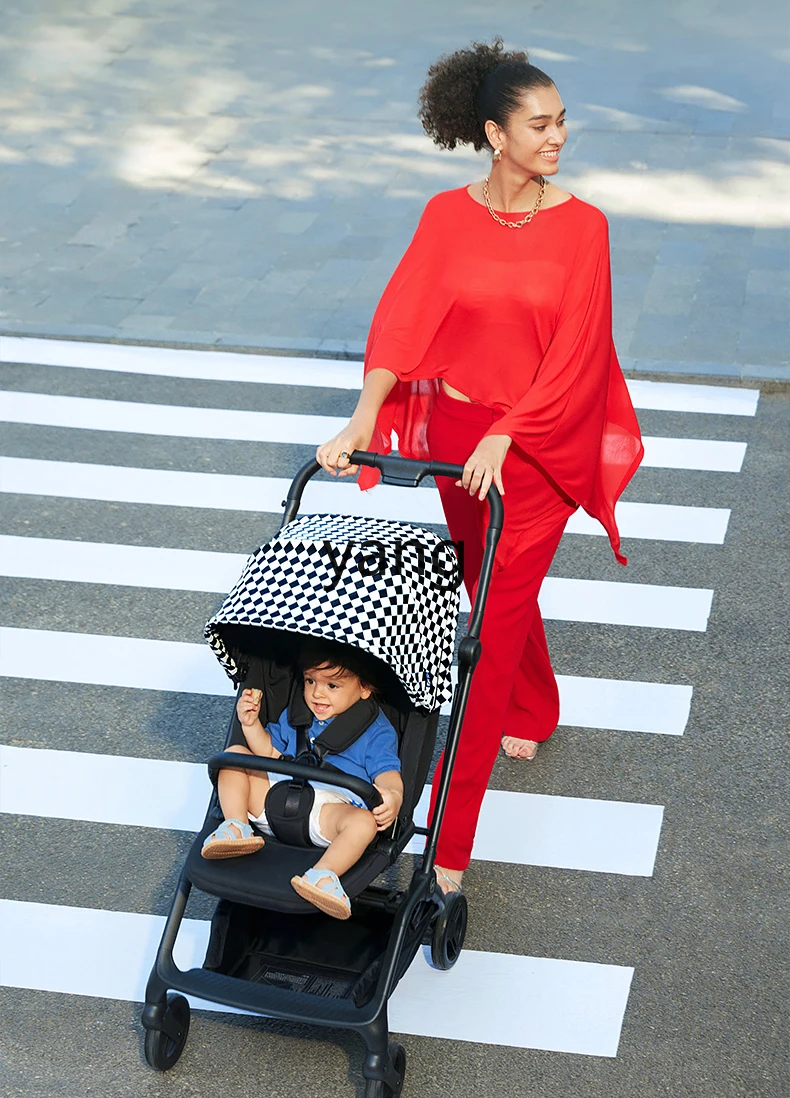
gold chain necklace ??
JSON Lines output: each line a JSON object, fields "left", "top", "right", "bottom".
{"left": 483, "top": 174, "right": 546, "bottom": 228}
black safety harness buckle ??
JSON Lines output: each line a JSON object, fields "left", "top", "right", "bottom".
{"left": 262, "top": 691, "right": 380, "bottom": 848}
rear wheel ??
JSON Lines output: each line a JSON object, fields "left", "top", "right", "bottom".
{"left": 430, "top": 891, "right": 468, "bottom": 970}
{"left": 143, "top": 993, "right": 190, "bottom": 1071}
{"left": 364, "top": 1041, "right": 406, "bottom": 1098}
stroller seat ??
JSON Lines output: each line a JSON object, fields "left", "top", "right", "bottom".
{"left": 185, "top": 821, "right": 394, "bottom": 913}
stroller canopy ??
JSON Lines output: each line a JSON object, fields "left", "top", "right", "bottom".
{"left": 205, "top": 514, "right": 461, "bottom": 711}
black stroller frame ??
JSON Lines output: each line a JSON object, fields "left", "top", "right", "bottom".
{"left": 142, "top": 451, "right": 503, "bottom": 1097}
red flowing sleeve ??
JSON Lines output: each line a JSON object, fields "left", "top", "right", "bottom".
{"left": 358, "top": 198, "right": 452, "bottom": 490}
{"left": 484, "top": 211, "right": 643, "bottom": 564}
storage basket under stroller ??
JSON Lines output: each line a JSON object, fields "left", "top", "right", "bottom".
{"left": 141, "top": 451, "right": 502, "bottom": 1097}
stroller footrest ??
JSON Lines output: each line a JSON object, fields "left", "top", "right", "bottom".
{"left": 161, "top": 963, "right": 379, "bottom": 1028}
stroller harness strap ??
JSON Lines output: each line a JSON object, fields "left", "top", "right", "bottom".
{"left": 290, "top": 695, "right": 380, "bottom": 762}
{"left": 264, "top": 696, "right": 381, "bottom": 847}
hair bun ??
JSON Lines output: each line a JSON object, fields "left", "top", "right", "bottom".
{"left": 418, "top": 37, "right": 529, "bottom": 151}
{"left": 419, "top": 37, "right": 553, "bottom": 152}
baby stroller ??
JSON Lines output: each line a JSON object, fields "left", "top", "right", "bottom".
{"left": 142, "top": 451, "right": 503, "bottom": 1097}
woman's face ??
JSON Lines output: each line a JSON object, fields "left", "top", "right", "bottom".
{"left": 490, "top": 84, "right": 567, "bottom": 177}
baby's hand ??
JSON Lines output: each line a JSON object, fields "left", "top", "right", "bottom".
{"left": 236, "top": 688, "right": 262, "bottom": 728}
{"left": 372, "top": 785, "right": 403, "bottom": 831}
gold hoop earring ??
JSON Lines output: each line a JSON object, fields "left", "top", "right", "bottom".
{"left": 492, "top": 148, "right": 502, "bottom": 163}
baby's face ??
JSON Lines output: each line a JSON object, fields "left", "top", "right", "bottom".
{"left": 303, "top": 664, "right": 371, "bottom": 721}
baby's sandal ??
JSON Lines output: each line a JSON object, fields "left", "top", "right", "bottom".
{"left": 201, "top": 818, "right": 265, "bottom": 859}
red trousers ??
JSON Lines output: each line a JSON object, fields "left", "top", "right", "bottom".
{"left": 427, "top": 389, "right": 575, "bottom": 870}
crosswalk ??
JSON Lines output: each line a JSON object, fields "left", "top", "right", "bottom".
{"left": 0, "top": 338, "right": 757, "bottom": 1067}
{"left": 0, "top": 899, "right": 634, "bottom": 1056}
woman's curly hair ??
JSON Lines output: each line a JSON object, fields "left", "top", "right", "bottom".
{"left": 418, "top": 37, "right": 554, "bottom": 152}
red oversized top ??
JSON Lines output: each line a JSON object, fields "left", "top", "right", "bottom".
{"left": 359, "top": 186, "right": 644, "bottom": 565}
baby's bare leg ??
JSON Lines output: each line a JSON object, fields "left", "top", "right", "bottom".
{"left": 217, "top": 744, "right": 270, "bottom": 837}
{"left": 312, "top": 803, "right": 378, "bottom": 878}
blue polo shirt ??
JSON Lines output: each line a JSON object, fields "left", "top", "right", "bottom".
{"left": 265, "top": 708, "right": 401, "bottom": 809}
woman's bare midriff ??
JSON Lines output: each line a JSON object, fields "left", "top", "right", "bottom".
{"left": 442, "top": 380, "right": 473, "bottom": 402}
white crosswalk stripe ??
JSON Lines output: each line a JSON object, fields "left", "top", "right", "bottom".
{"left": 0, "top": 337, "right": 761, "bottom": 416}
{"left": 0, "top": 535, "right": 715, "bottom": 631}
{"left": 640, "top": 434, "right": 746, "bottom": 472}
{"left": 0, "top": 389, "right": 748, "bottom": 472}
{"left": 1, "top": 456, "right": 732, "bottom": 543}
{"left": 0, "top": 336, "right": 366, "bottom": 390}
{"left": 0, "top": 338, "right": 751, "bottom": 1064}
{"left": 0, "top": 899, "right": 635, "bottom": 1056}
{"left": 0, "top": 746, "right": 664, "bottom": 876}
{"left": 0, "top": 627, "right": 694, "bottom": 734}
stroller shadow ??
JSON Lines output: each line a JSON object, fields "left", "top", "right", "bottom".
{"left": 127, "top": 995, "right": 367, "bottom": 1095}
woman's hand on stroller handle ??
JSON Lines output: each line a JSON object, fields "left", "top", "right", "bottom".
{"left": 457, "top": 432, "right": 511, "bottom": 501}
{"left": 315, "top": 366, "right": 396, "bottom": 478}
{"left": 316, "top": 416, "right": 375, "bottom": 480}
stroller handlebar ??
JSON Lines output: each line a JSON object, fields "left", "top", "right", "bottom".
{"left": 281, "top": 451, "right": 503, "bottom": 531}
{"left": 349, "top": 451, "right": 504, "bottom": 527}
{"left": 208, "top": 751, "right": 384, "bottom": 809}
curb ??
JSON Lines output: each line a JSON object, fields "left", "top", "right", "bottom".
{"left": 0, "top": 323, "right": 366, "bottom": 362}
{"left": 1, "top": 324, "right": 788, "bottom": 390}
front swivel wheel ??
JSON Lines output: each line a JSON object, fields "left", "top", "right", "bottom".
{"left": 143, "top": 992, "right": 190, "bottom": 1071}
{"left": 364, "top": 1041, "right": 406, "bottom": 1097}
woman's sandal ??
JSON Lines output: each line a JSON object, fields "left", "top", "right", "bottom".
{"left": 434, "top": 866, "right": 464, "bottom": 894}
{"left": 291, "top": 867, "right": 351, "bottom": 920}
{"left": 201, "top": 818, "right": 265, "bottom": 860}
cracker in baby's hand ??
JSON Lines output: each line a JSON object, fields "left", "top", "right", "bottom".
{"left": 249, "top": 688, "right": 263, "bottom": 705}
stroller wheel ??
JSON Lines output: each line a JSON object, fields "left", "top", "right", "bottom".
{"left": 364, "top": 1041, "right": 406, "bottom": 1098}
{"left": 143, "top": 993, "right": 190, "bottom": 1071}
{"left": 429, "top": 891, "right": 468, "bottom": 971}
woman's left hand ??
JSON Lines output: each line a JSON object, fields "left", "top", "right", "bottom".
{"left": 458, "top": 434, "right": 511, "bottom": 500}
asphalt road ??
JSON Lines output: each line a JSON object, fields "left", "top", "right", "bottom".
{"left": 0, "top": 341, "right": 787, "bottom": 1098}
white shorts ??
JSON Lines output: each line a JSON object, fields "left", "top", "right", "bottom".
{"left": 248, "top": 787, "right": 358, "bottom": 848}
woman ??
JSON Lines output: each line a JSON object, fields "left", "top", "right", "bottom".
{"left": 316, "top": 38, "right": 644, "bottom": 893}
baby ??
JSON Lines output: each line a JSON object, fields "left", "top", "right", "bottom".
{"left": 201, "top": 640, "right": 404, "bottom": 920}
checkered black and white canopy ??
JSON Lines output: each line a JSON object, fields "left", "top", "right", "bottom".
{"left": 204, "top": 514, "right": 461, "bottom": 711}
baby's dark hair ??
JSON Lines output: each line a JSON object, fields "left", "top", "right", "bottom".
{"left": 297, "top": 637, "right": 379, "bottom": 694}
{"left": 418, "top": 36, "right": 554, "bottom": 152}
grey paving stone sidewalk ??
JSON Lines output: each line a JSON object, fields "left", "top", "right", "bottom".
{"left": 0, "top": 0, "right": 788, "bottom": 377}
